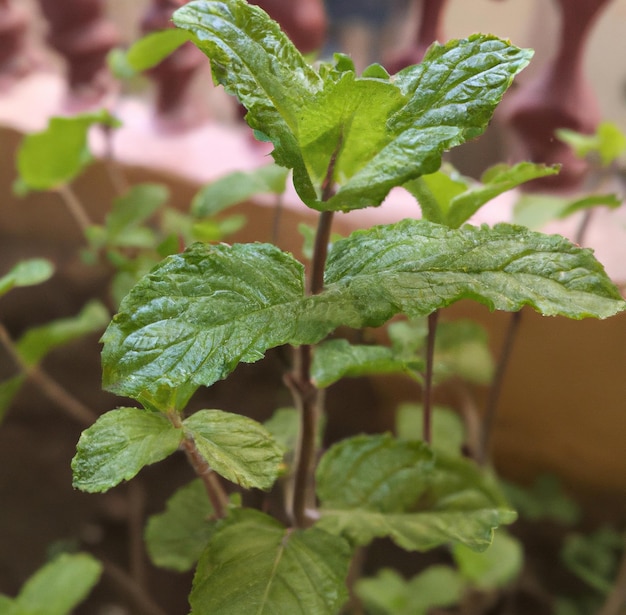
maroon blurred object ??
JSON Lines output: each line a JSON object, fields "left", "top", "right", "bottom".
{"left": 385, "top": 0, "right": 449, "bottom": 73}
{"left": 37, "top": 0, "right": 119, "bottom": 99}
{"left": 0, "top": 0, "right": 35, "bottom": 87}
{"left": 500, "top": 0, "right": 613, "bottom": 190}
{"left": 141, "top": 0, "right": 206, "bottom": 124}
{"left": 252, "top": 0, "right": 327, "bottom": 53}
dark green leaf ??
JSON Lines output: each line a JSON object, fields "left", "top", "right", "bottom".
{"left": 16, "top": 110, "right": 120, "bottom": 191}
{"left": 396, "top": 404, "right": 465, "bottom": 456}
{"left": 190, "top": 508, "right": 351, "bottom": 615}
{"left": 16, "top": 300, "right": 109, "bottom": 367}
{"left": 324, "top": 220, "right": 626, "bottom": 321}
{"left": 191, "top": 164, "right": 289, "bottom": 217}
{"left": 173, "top": 0, "right": 321, "bottom": 203}
{"left": 145, "top": 479, "right": 217, "bottom": 572}
{"left": 183, "top": 409, "right": 283, "bottom": 489}
{"left": 7, "top": 553, "right": 101, "bottom": 615}
{"left": 311, "top": 339, "right": 423, "bottom": 388}
{"left": 453, "top": 530, "right": 523, "bottom": 589}
{"left": 356, "top": 566, "right": 464, "bottom": 615}
{"left": 72, "top": 407, "right": 183, "bottom": 492}
{"left": 126, "top": 29, "right": 194, "bottom": 72}
{"left": 0, "top": 259, "right": 54, "bottom": 296}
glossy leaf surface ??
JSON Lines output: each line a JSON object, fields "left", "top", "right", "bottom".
{"left": 183, "top": 410, "right": 283, "bottom": 489}
{"left": 145, "top": 479, "right": 216, "bottom": 572}
{"left": 72, "top": 408, "right": 183, "bottom": 492}
{"left": 190, "top": 508, "right": 350, "bottom": 615}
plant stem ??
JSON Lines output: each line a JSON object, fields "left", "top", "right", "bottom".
{"left": 56, "top": 184, "right": 92, "bottom": 236}
{"left": 0, "top": 323, "right": 97, "bottom": 426}
{"left": 478, "top": 309, "right": 523, "bottom": 464}
{"left": 289, "top": 135, "right": 341, "bottom": 527}
{"left": 597, "top": 541, "right": 626, "bottom": 615}
{"left": 168, "top": 410, "right": 229, "bottom": 518}
{"left": 101, "top": 123, "right": 129, "bottom": 196}
{"left": 422, "top": 310, "right": 439, "bottom": 445}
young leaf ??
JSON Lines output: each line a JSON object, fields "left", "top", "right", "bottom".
{"left": 263, "top": 407, "right": 300, "bottom": 455}
{"left": 557, "top": 121, "right": 626, "bottom": 166}
{"left": 191, "top": 164, "right": 289, "bottom": 217}
{"left": 557, "top": 194, "right": 622, "bottom": 219}
{"left": 190, "top": 508, "right": 351, "bottom": 615}
{"left": 405, "top": 162, "right": 559, "bottom": 228}
{"left": 16, "top": 300, "right": 109, "bottom": 367}
{"left": 317, "top": 436, "right": 516, "bottom": 552}
{"left": 356, "top": 566, "right": 465, "bottom": 615}
{"left": 145, "top": 479, "right": 217, "bottom": 572}
{"left": 5, "top": 552, "right": 101, "bottom": 615}
{"left": 173, "top": 0, "right": 322, "bottom": 203}
{"left": 0, "top": 259, "right": 54, "bottom": 297}
{"left": 0, "top": 376, "right": 25, "bottom": 423}
{"left": 126, "top": 28, "right": 194, "bottom": 73}
{"left": 15, "top": 110, "right": 120, "bottom": 192}
{"left": 311, "top": 338, "right": 424, "bottom": 388}
{"left": 321, "top": 35, "right": 534, "bottom": 212}
{"left": 183, "top": 409, "right": 283, "bottom": 490}
{"left": 324, "top": 220, "right": 626, "bottom": 321}
{"left": 72, "top": 407, "right": 183, "bottom": 492}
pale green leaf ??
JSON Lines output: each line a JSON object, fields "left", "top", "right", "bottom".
{"left": 145, "top": 479, "right": 216, "bottom": 572}
{"left": 173, "top": 0, "right": 321, "bottom": 203}
{"left": 184, "top": 409, "right": 283, "bottom": 489}
{"left": 558, "top": 194, "right": 622, "bottom": 218}
{"left": 513, "top": 193, "right": 571, "bottom": 230}
{"left": 311, "top": 339, "right": 423, "bottom": 388}
{"left": 72, "top": 407, "right": 183, "bottom": 492}
{"left": 16, "top": 110, "right": 120, "bottom": 191}
{"left": 263, "top": 407, "right": 300, "bottom": 454}
{"left": 453, "top": 529, "right": 523, "bottom": 589}
{"left": 192, "top": 165, "right": 289, "bottom": 217}
{"left": 557, "top": 121, "right": 626, "bottom": 166}
{"left": 126, "top": 29, "right": 194, "bottom": 72}
{"left": 322, "top": 36, "right": 533, "bottom": 212}
{"left": 0, "top": 259, "right": 54, "bottom": 296}
{"left": 356, "top": 566, "right": 464, "bottom": 615}
{"left": 324, "top": 220, "right": 626, "bottom": 321}
{"left": 190, "top": 508, "right": 351, "bottom": 615}
{"left": 8, "top": 553, "right": 101, "bottom": 615}
{"left": 15, "top": 300, "right": 109, "bottom": 367}
{"left": 396, "top": 404, "right": 465, "bottom": 456}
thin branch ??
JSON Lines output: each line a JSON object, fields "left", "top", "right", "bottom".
{"left": 101, "top": 123, "right": 129, "bottom": 197}
{"left": 422, "top": 310, "right": 439, "bottom": 445}
{"left": 478, "top": 309, "right": 523, "bottom": 465}
{"left": 597, "top": 541, "right": 626, "bottom": 615}
{"left": 101, "top": 558, "right": 169, "bottom": 615}
{"left": 0, "top": 323, "right": 97, "bottom": 426}
{"left": 56, "top": 184, "right": 92, "bottom": 236}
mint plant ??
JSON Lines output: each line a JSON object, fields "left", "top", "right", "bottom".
{"left": 65, "top": 0, "right": 626, "bottom": 612}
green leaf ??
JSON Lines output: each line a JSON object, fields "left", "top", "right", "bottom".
{"left": 311, "top": 339, "right": 423, "bottom": 388}
{"left": 173, "top": 0, "right": 322, "bottom": 204}
{"left": 263, "top": 407, "right": 300, "bottom": 455}
{"left": 190, "top": 508, "right": 351, "bottom": 615}
{"left": 406, "top": 162, "right": 559, "bottom": 228}
{"left": 145, "top": 479, "right": 217, "bottom": 572}
{"left": 72, "top": 407, "right": 183, "bottom": 492}
{"left": 191, "top": 164, "right": 289, "bottom": 217}
{"left": 0, "top": 376, "right": 26, "bottom": 423}
{"left": 453, "top": 530, "right": 524, "bottom": 589}
{"left": 183, "top": 410, "right": 283, "bottom": 490}
{"left": 126, "top": 29, "right": 194, "bottom": 72}
{"left": 317, "top": 436, "right": 515, "bottom": 551}
{"left": 558, "top": 194, "right": 622, "bottom": 218}
{"left": 396, "top": 404, "right": 465, "bottom": 456}
{"left": 0, "top": 259, "right": 54, "bottom": 296}
{"left": 356, "top": 566, "right": 464, "bottom": 615}
{"left": 7, "top": 552, "right": 101, "bottom": 615}
{"left": 103, "top": 183, "right": 169, "bottom": 247}
{"left": 321, "top": 35, "right": 533, "bottom": 212}
{"left": 16, "top": 110, "right": 120, "bottom": 192}
{"left": 557, "top": 121, "right": 626, "bottom": 166}
{"left": 324, "top": 220, "right": 626, "bottom": 321}
{"left": 101, "top": 242, "right": 314, "bottom": 404}
{"left": 15, "top": 300, "right": 109, "bottom": 368}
